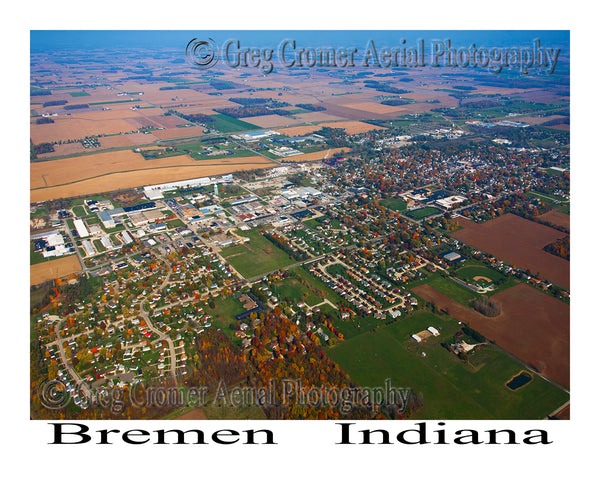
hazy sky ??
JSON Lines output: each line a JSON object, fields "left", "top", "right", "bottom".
{"left": 31, "top": 30, "right": 569, "bottom": 52}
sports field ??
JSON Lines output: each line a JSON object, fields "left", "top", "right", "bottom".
{"left": 220, "top": 229, "right": 296, "bottom": 278}
{"left": 405, "top": 206, "right": 442, "bottom": 220}
{"left": 328, "top": 311, "right": 569, "bottom": 419}
{"left": 380, "top": 197, "right": 407, "bottom": 213}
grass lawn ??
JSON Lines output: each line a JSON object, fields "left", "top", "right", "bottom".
{"left": 209, "top": 114, "right": 261, "bottom": 133}
{"left": 271, "top": 277, "right": 321, "bottom": 306}
{"left": 166, "top": 219, "right": 185, "bottom": 229}
{"left": 207, "top": 296, "right": 246, "bottom": 344}
{"left": 328, "top": 311, "right": 569, "bottom": 419}
{"left": 220, "top": 228, "right": 296, "bottom": 278}
{"left": 72, "top": 205, "right": 87, "bottom": 217}
{"left": 30, "top": 243, "right": 47, "bottom": 265}
{"left": 423, "top": 274, "right": 478, "bottom": 306}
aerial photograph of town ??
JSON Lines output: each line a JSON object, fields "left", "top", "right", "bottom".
{"left": 29, "top": 30, "right": 571, "bottom": 422}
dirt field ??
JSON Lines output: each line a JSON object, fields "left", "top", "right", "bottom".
{"left": 31, "top": 160, "right": 276, "bottom": 203}
{"left": 452, "top": 214, "right": 570, "bottom": 289}
{"left": 537, "top": 210, "right": 570, "bottom": 232}
{"left": 276, "top": 121, "right": 386, "bottom": 137}
{"left": 30, "top": 255, "right": 82, "bottom": 286}
{"left": 412, "top": 283, "right": 569, "bottom": 388}
{"left": 284, "top": 147, "right": 351, "bottom": 162}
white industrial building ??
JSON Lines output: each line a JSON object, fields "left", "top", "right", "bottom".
{"left": 73, "top": 219, "right": 89, "bottom": 238}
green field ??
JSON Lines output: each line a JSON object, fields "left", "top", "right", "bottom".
{"left": 328, "top": 311, "right": 569, "bottom": 419}
{"left": 380, "top": 198, "right": 408, "bottom": 213}
{"left": 406, "top": 207, "right": 442, "bottom": 220}
{"left": 425, "top": 275, "right": 478, "bottom": 305}
{"left": 69, "top": 91, "right": 90, "bottom": 97}
{"left": 220, "top": 229, "right": 296, "bottom": 278}
{"left": 209, "top": 114, "right": 261, "bottom": 133}
{"left": 72, "top": 205, "right": 87, "bottom": 217}
{"left": 208, "top": 296, "right": 246, "bottom": 344}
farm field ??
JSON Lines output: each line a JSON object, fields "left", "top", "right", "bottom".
{"left": 328, "top": 311, "right": 568, "bottom": 419}
{"left": 208, "top": 114, "right": 261, "bottom": 133}
{"left": 275, "top": 120, "right": 386, "bottom": 137}
{"left": 30, "top": 149, "right": 275, "bottom": 202}
{"left": 411, "top": 283, "right": 569, "bottom": 388}
{"left": 239, "top": 114, "right": 303, "bottom": 128}
{"left": 30, "top": 255, "right": 82, "bottom": 286}
{"left": 452, "top": 214, "right": 570, "bottom": 289}
{"left": 283, "top": 147, "right": 351, "bottom": 162}
{"left": 220, "top": 228, "right": 296, "bottom": 278}
{"left": 30, "top": 160, "right": 275, "bottom": 203}
{"left": 537, "top": 210, "right": 570, "bottom": 231}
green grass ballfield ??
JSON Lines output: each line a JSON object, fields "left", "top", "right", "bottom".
{"left": 455, "top": 264, "right": 506, "bottom": 283}
{"left": 328, "top": 311, "right": 569, "bottom": 419}
{"left": 220, "top": 228, "right": 296, "bottom": 278}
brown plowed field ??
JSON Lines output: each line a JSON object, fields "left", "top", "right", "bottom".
{"left": 412, "top": 283, "right": 569, "bottom": 388}
{"left": 276, "top": 121, "right": 386, "bottom": 137}
{"left": 452, "top": 214, "right": 569, "bottom": 289}
{"left": 537, "top": 210, "right": 570, "bottom": 232}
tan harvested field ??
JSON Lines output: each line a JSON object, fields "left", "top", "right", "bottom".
{"left": 37, "top": 143, "right": 87, "bottom": 158}
{"left": 31, "top": 158, "right": 275, "bottom": 203}
{"left": 31, "top": 117, "right": 137, "bottom": 144}
{"left": 516, "top": 115, "right": 569, "bottom": 126}
{"left": 547, "top": 124, "right": 570, "bottom": 131}
{"left": 152, "top": 126, "right": 207, "bottom": 140}
{"left": 412, "top": 283, "right": 569, "bottom": 388}
{"left": 31, "top": 255, "right": 82, "bottom": 286}
{"left": 276, "top": 121, "right": 386, "bottom": 137}
{"left": 537, "top": 210, "right": 570, "bottom": 232}
{"left": 284, "top": 148, "right": 351, "bottom": 162}
{"left": 239, "top": 114, "right": 304, "bottom": 128}
{"left": 31, "top": 150, "right": 271, "bottom": 190}
{"left": 451, "top": 214, "right": 570, "bottom": 289}
{"left": 99, "top": 133, "right": 158, "bottom": 149}
{"left": 73, "top": 107, "right": 164, "bottom": 120}
{"left": 294, "top": 112, "right": 344, "bottom": 123}
{"left": 341, "top": 102, "right": 407, "bottom": 114}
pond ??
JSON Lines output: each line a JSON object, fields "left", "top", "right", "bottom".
{"left": 506, "top": 371, "right": 533, "bottom": 390}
